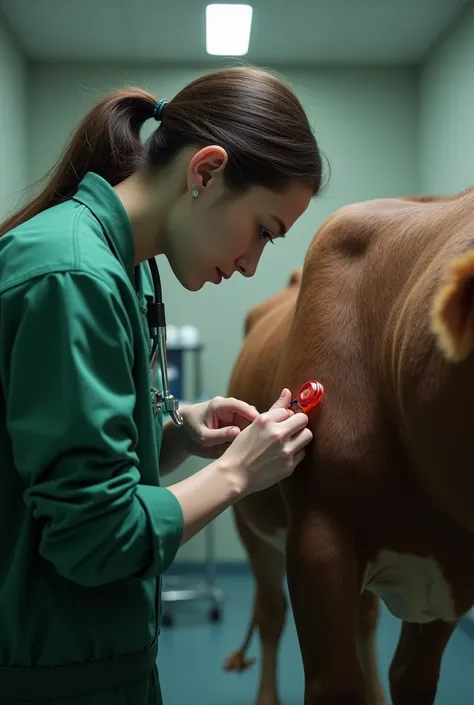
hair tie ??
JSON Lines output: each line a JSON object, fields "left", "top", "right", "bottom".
{"left": 153, "top": 99, "right": 168, "bottom": 121}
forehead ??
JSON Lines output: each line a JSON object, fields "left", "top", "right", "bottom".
{"left": 244, "top": 182, "right": 313, "bottom": 232}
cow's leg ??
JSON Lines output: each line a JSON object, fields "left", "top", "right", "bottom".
{"left": 357, "top": 591, "right": 387, "bottom": 705}
{"left": 285, "top": 509, "right": 366, "bottom": 705}
{"left": 389, "top": 618, "right": 457, "bottom": 705}
{"left": 224, "top": 506, "right": 287, "bottom": 705}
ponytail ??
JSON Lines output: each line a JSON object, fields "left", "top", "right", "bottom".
{"left": 0, "top": 87, "right": 158, "bottom": 237}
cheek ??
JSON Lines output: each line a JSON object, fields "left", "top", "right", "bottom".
{"left": 202, "top": 210, "right": 247, "bottom": 258}
{"left": 232, "top": 230, "right": 256, "bottom": 260}
{"left": 223, "top": 211, "right": 255, "bottom": 257}
{"left": 192, "top": 197, "right": 257, "bottom": 265}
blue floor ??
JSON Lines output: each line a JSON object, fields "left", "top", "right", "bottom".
{"left": 158, "top": 566, "right": 474, "bottom": 704}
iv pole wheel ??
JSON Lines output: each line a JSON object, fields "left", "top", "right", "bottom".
{"left": 209, "top": 605, "right": 222, "bottom": 622}
{"left": 161, "top": 612, "right": 174, "bottom": 627}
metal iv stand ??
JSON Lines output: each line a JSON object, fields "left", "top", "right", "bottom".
{"left": 160, "top": 341, "right": 225, "bottom": 626}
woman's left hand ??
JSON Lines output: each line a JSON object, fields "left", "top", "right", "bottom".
{"left": 180, "top": 396, "right": 259, "bottom": 459}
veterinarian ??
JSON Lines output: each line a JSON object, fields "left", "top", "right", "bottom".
{"left": 0, "top": 66, "right": 323, "bottom": 704}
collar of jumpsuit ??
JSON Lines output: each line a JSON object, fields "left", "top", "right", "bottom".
{"left": 73, "top": 171, "right": 136, "bottom": 283}
{"left": 72, "top": 171, "right": 156, "bottom": 311}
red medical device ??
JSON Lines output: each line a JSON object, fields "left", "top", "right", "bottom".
{"left": 290, "top": 380, "right": 325, "bottom": 414}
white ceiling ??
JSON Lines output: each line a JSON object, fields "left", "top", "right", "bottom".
{"left": 0, "top": 0, "right": 471, "bottom": 66}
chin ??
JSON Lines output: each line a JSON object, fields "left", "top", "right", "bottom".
{"left": 167, "top": 258, "right": 203, "bottom": 292}
{"left": 186, "top": 280, "right": 204, "bottom": 292}
{"left": 178, "top": 271, "right": 204, "bottom": 292}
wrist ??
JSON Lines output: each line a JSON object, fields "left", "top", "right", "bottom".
{"left": 213, "top": 456, "right": 248, "bottom": 502}
{"left": 160, "top": 417, "right": 190, "bottom": 476}
{"left": 166, "top": 455, "right": 248, "bottom": 545}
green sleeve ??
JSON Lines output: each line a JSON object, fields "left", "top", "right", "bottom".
{"left": 2, "top": 271, "right": 183, "bottom": 587}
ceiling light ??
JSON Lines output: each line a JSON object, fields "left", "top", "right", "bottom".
{"left": 206, "top": 4, "right": 253, "bottom": 56}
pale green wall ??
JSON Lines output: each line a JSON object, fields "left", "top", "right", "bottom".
{"left": 0, "top": 12, "right": 27, "bottom": 217}
{"left": 28, "top": 62, "right": 418, "bottom": 561}
{"left": 420, "top": 2, "right": 474, "bottom": 194}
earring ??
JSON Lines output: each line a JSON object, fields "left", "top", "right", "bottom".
{"left": 191, "top": 185, "right": 199, "bottom": 198}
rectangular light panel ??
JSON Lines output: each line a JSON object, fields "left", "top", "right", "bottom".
{"left": 206, "top": 4, "right": 253, "bottom": 56}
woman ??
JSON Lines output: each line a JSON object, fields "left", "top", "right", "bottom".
{"left": 0, "top": 66, "right": 324, "bottom": 703}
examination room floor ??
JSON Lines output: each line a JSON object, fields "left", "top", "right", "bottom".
{"left": 158, "top": 566, "right": 474, "bottom": 705}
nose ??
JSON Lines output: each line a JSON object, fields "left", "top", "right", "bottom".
{"left": 235, "top": 248, "right": 263, "bottom": 278}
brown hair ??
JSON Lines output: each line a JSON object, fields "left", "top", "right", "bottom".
{"left": 0, "top": 66, "right": 326, "bottom": 237}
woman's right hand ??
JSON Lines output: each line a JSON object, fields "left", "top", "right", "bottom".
{"left": 219, "top": 388, "right": 313, "bottom": 497}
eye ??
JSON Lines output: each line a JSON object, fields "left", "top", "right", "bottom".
{"left": 259, "top": 226, "right": 274, "bottom": 244}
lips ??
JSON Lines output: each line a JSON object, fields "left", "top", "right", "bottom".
{"left": 215, "top": 268, "right": 230, "bottom": 284}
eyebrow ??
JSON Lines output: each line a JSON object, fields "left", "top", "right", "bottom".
{"left": 271, "top": 215, "right": 287, "bottom": 237}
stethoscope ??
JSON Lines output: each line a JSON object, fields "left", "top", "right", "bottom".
{"left": 146, "top": 257, "right": 184, "bottom": 426}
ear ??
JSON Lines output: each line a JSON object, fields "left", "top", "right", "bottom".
{"left": 431, "top": 250, "right": 474, "bottom": 362}
{"left": 187, "top": 145, "right": 228, "bottom": 191}
{"left": 244, "top": 309, "right": 257, "bottom": 336}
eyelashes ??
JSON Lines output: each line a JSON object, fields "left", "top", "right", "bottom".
{"left": 259, "top": 226, "right": 274, "bottom": 244}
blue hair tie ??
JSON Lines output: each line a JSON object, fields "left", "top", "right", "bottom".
{"left": 153, "top": 99, "right": 168, "bottom": 121}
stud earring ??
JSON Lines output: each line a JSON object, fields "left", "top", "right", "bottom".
{"left": 191, "top": 185, "right": 199, "bottom": 198}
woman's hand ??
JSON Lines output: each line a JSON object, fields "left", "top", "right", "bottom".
{"left": 165, "top": 389, "right": 313, "bottom": 546}
{"left": 218, "top": 388, "right": 313, "bottom": 497}
{"left": 180, "top": 396, "right": 259, "bottom": 459}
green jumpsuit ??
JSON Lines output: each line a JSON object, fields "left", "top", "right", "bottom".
{"left": 0, "top": 172, "right": 184, "bottom": 704}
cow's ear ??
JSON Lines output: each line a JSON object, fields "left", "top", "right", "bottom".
{"left": 244, "top": 309, "right": 257, "bottom": 336}
{"left": 432, "top": 250, "right": 474, "bottom": 362}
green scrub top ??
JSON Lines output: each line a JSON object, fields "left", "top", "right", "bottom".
{"left": 0, "top": 172, "right": 184, "bottom": 704}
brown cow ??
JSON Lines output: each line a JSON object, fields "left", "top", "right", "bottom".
{"left": 223, "top": 189, "right": 474, "bottom": 705}
{"left": 224, "top": 267, "right": 385, "bottom": 705}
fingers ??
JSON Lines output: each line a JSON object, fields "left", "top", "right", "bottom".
{"left": 269, "top": 388, "right": 292, "bottom": 410}
{"left": 259, "top": 407, "right": 294, "bottom": 424}
{"left": 279, "top": 433, "right": 312, "bottom": 478}
{"left": 212, "top": 396, "right": 259, "bottom": 423}
{"left": 277, "top": 409, "right": 310, "bottom": 438}
{"left": 293, "top": 448, "right": 306, "bottom": 468}
{"left": 213, "top": 425, "right": 241, "bottom": 442}
{"left": 199, "top": 424, "right": 241, "bottom": 446}
{"left": 283, "top": 427, "right": 313, "bottom": 456}
{"left": 213, "top": 391, "right": 293, "bottom": 428}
